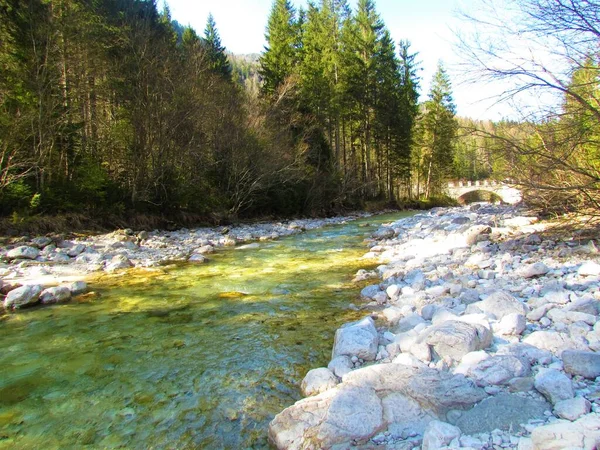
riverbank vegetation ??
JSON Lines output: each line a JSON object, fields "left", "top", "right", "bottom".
{"left": 0, "top": 0, "right": 598, "bottom": 231}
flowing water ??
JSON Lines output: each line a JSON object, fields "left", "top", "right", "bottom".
{"left": 0, "top": 212, "right": 412, "bottom": 449}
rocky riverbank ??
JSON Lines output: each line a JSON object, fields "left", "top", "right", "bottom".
{"left": 0, "top": 214, "right": 369, "bottom": 311}
{"left": 269, "top": 203, "right": 600, "bottom": 449}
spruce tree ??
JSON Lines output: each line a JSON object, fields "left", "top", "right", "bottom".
{"left": 420, "top": 62, "right": 457, "bottom": 198}
{"left": 203, "top": 13, "right": 231, "bottom": 79}
{"left": 260, "top": 0, "right": 299, "bottom": 97}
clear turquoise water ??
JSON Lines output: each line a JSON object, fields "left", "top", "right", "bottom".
{"left": 0, "top": 212, "right": 412, "bottom": 449}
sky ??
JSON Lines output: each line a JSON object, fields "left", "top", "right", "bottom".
{"left": 159, "top": 0, "right": 511, "bottom": 120}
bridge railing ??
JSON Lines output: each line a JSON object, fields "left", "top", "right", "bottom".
{"left": 447, "top": 179, "right": 501, "bottom": 189}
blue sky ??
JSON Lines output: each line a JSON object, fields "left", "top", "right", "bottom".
{"left": 160, "top": 0, "right": 508, "bottom": 120}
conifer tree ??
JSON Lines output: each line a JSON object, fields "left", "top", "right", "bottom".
{"left": 418, "top": 62, "right": 457, "bottom": 198}
{"left": 260, "top": 0, "right": 300, "bottom": 97}
{"left": 203, "top": 13, "right": 231, "bottom": 79}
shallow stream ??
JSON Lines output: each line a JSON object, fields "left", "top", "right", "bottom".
{"left": 0, "top": 212, "right": 411, "bottom": 449}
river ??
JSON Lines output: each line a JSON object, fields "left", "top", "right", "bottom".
{"left": 0, "top": 211, "right": 412, "bottom": 449}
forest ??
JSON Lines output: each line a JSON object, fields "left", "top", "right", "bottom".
{"left": 0, "top": 0, "right": 598, "bottom": 229}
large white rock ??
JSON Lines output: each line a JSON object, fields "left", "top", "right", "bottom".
{"left": 268, "top": 385, "right": 384, "bottom": 450}
{"left": 479, "top": 291, "right": 528, "bottom": 319}
{"left": 494, "top": 313, "right": 527, "bottom": 336}
{"left": 562, "top": 350, "right": 600, "bottom": 379}
{"left": 553, "top": 397, "right": 592, "bottom": 421}
{"left": 523, "top": 330, "right": 588, "bottom": 355}
{"left": 534, "top": 368, "right": 574, "bottom": 405}
{"left": 465, "top": 355, "right": 531, "bottom": 387}
{"left": 68, "top": 281, "right": 88, "bottom": 296}
{"left": 518, "top": 262, "right": 549, "bottom": 278}
{"left": 531, "top": 414, "right": 600, "bottom": 450}
{"left": 421, "top": 320, "right": 492, "bottom": 361}
{"left": 328, "top": 356, "right": 353, "bottom": 378}
{"left": 105, "top": 254, "right": 133, "bottom": 272}
{"left": 39, "top": 286, "right": 72, "bottom": 304}
{"left": 422, "top": 420, "right": 461, "bottom": 450}
{"left": 381, "top": 306, "right": 404, "bottom": 325}
{"left": 7, "top": 245, "right": 39, "bottom": 260}
{"left": 4, "top": 284, "right": 43, "bottom": 309}
{"left": 332, "top": 317, "right": 379, "bottom": 361}
{"left": 578, "top": 261, "right": 600, "bottom": 277}
{"left": 301, "top": 368, "right": 339, "bottom": 397}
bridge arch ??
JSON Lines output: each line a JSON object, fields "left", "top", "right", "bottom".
{"left": 446, "top": 180, "right": 522, "bottom": 204}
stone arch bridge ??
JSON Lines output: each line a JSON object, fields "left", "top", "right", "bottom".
{"left": 446, "top": 180, "right": 522, "bottom": 204}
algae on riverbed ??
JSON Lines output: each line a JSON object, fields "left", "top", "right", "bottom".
{"left": 0, "top": 212, "right": 411, "bottom": 449}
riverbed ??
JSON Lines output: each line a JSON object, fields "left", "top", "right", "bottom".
{"left": 0, "top": 211, "right": 413, "bottom": 449}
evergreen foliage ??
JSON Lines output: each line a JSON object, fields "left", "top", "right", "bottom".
{"left": 0, "top": 0, "right": 486, "bottom": 227}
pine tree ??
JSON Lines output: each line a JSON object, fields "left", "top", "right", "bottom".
{"left": 396, "top": 40, "right": 420, "bottom": 197}
{"left": 260, "top": 0, "right": 300, "bottom": 97}
{"left": 203, "top": 13, "right": 231, "bottom": 79}
{"left": 419, "top": 62, "right": 457, "bottom": 198}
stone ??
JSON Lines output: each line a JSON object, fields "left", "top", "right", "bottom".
{"left": 534, "top": 368, "right": 574, "bottom": 405}
{"left": 531, "top": 414, "right": 600, "bottom": 450}
{"left": 268, "top": 385, "right": 384, "bottom": 450}
{"left": 507, "top": 377, "right": 535, "bottom": 393}
{"left": 188, "top": 253, "right": 208, "bottom": 263}
{"left": 381, "top": 306, "right": 404, "bottom": 325}
{"left": 342, "top": 363, "right": 487, "bottom": 415}
{"left": 31, "top": 236, "right": 53, "bottom": 248}
{"left": 301, "top": 368, "right": 339, "bottom": 397}
{"left": 382, "top": 392, "right": 435, "bottom": 437}
{"left": 523, "top": 330, "right": 587, "bottom": 356}
{"left": 578, "top": 261, "right": 600, "bottom": 277}
{"left": 386, "top": 284, "right": 401, "bottom": 299}
{"left": 421, "top": 320, "right": 492, "bottom": 361}
{"left": 373, "top": 291, "right": 388, "bottom": 305}
{"left": 464, "top": 225, "right": 492, "bottom": 246}
{"left": 525, "top": 234, "right": 542, "bottom": 245}
{"left": 565, "top": 297, "right": 600, "bottom": 316}
{"left": 480, "top": 291, "right": 528, "bottom": 319}
{"left": 328, "top": 356, "right": 353, "bottom": 378}
{"left": 518, "top": 262, "right": 550, "bottom": 278}
{"left": 374, "top": 227, "right": 395, "bottom": 239}
{"left": 361, "top": 284, "right": 381, "bottom": 299}
{"left": 543, "top": 289, "right": 571, "bottom": 305}
{"left": 494, "top": 313, "right": 527, "bottom": 335}
{"left": 465, "top": 355, "right": 531, "bottom": 387}
{"left": 394, "top": 313, "right": 426, "bottom": 333}
{"left": 195, "top": 245, "right": 214, "bottom": 254}
{"left": 421, "top": 304, "right": 437, "bottom": 321}
{"left": 332, "top": 317, "right": 379, "bottom": 361}
{"left": 553, "top": 397, "right": 591, "bottom": 421}
{"left": 105, "top": 254, "right": 133, "bottom": 272}
{"left": 547, "top": 308, "right": 596, "bottom": 326}
{"left": 66, "top": 244, "right": 86, "bottom": 257}
{"left": 39, "top": 286, "right": 72, "bottom": 304}
{"left": 562, "top": 350, "right": 600, "bottom": 379}
{"left": 6, "top": 246, "right": 39, "bottom": 260}
{"left": 4, "top": 284, "right": 43, "bottom": 309}
{"left": 68, "top": 281, "right": 87, "bottom": 296}
{"left": 422, "top": 420, "right": 461, "bottom": 450}
{"left": 450, "top": 393, "right": 550, "bottom": 435}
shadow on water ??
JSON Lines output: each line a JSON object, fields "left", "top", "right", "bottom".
{"left": 0, "top": 212, "right": 414, "bottom": 449}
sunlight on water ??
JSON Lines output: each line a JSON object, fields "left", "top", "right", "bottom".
{"left": 0, "top": 212, "right": 413, "bottom": 449}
